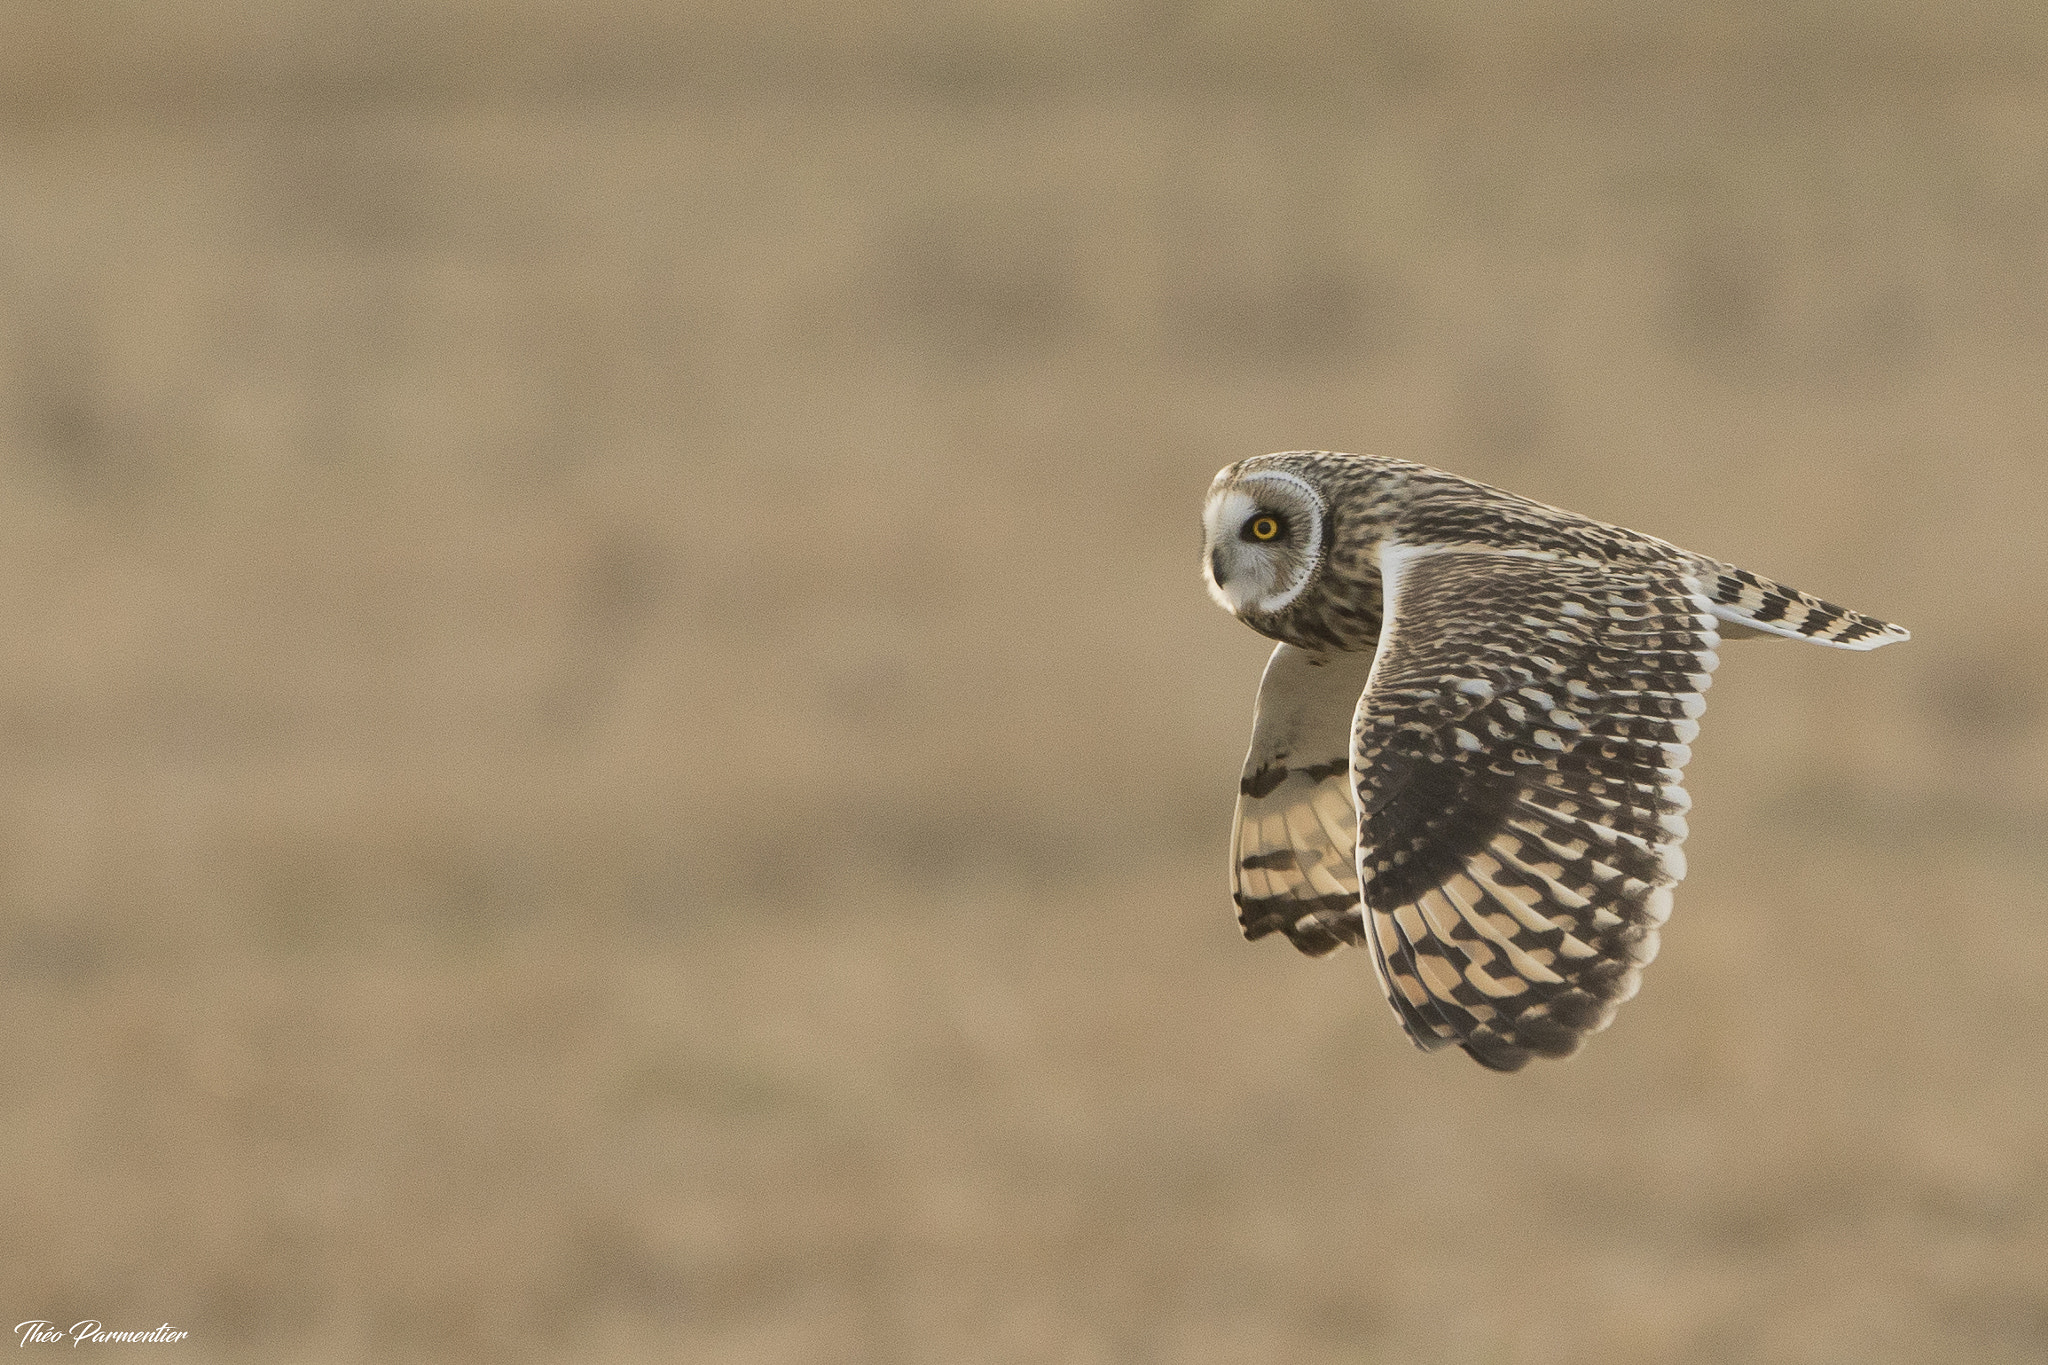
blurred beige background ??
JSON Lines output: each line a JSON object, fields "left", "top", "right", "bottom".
{"left": 0, "top": 2, "right": 2042, "bottom": 1362}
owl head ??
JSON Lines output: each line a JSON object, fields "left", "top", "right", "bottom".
{"left": 1201, "top": 457, "right": 1329, "bottom": 622}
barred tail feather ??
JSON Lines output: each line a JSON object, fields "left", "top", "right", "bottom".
{"left": 1704, "top": 565, "right": 1909, "bottom": 651}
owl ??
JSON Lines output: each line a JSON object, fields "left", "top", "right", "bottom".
{"left": 1202, "top": 451, "right": 1908, "bottom": 1071}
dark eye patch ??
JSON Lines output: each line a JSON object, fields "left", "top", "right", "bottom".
{"left": 1243, "top": 513, "right": 1287, "bottom": 543}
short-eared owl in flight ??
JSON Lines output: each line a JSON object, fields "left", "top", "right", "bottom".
{"left": 1202, "top": 452, "right": 1908, "bottom": 1071}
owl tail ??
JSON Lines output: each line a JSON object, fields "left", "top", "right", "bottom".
{"left": 1701, "top": 564, "right": 1909, "bottom": 651}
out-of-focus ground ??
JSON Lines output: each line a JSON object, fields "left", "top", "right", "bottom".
{"left": 0, "top": 3, "right": 2044, "bottom": 1361}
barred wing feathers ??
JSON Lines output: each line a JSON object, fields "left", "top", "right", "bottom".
{"left": 1355, "top": 545, "right": 1719, "bottom": 1071}
{"left": 1705, "top": 564, "right": 1910, "bottom": 650}
{"left": 1230, "top": 644, "right": 1376, "bottom": 957}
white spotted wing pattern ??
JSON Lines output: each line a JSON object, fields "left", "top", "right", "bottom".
{"left": 1349, "top": 547, "right": 1714, "bottom": 1070}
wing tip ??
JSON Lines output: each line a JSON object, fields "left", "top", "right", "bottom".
{"left": 1459, "top": 1031, "right": 1533, "bottom": 1071}
{"left": 1233, "top": 890, "right": 1363, "bottom": 957}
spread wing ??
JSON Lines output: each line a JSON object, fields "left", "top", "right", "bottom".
{"left": 1354, "top": 546, "right": 1720, "bottom": 1071}
{"left": 1230, "top": 644, "right": 1377, "bottom": 957}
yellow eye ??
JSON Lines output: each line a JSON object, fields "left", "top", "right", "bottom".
{"left": 1249, "top": 516, "right": 1280, "bottom": 541}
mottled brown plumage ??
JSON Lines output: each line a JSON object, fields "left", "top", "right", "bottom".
{"left": 1203, "top": 452, "right": 1907, "bottom": 1070}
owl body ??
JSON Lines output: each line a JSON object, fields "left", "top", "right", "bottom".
{"left": 1203, "top": 451, "right": 1907, "bottom": 1071}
